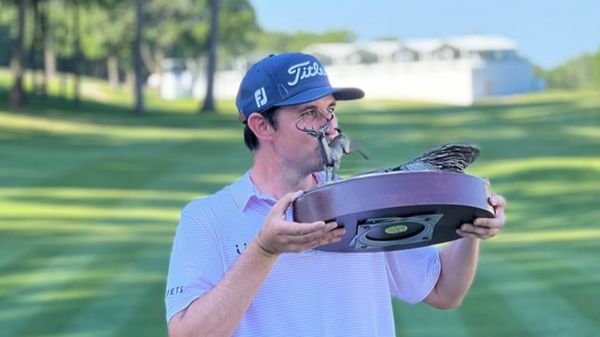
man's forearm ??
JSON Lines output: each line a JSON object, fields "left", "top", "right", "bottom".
{"left": 168, "top": 240, "right": 278, "bottom": 337}
{"left": 425, "top": 237, "right": 480, "bottom": 309}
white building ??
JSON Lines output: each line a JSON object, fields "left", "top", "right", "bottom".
{"left": 153, "top": 35, "right": 542, "bottom": 106}
{"left": 303, "top": 35, "right": 539, "bottom": 105}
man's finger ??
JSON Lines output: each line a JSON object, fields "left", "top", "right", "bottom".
{"left": 270, "top": 190, "right": 304, "bottom": 216}
{"left": 288, "top": 220, "right": 331, "bottom": 237}
{"left": 460, "top": 223, "right": 496, "bottom": 237}
{"left": 303, "top": 227, "right": 346, "bottom": 249}
{"left": 456, "top": 229, "right": 482, "bottom": 240}
{"left": 489, "top": 194, "right": 506, "bottom": 208}
{"left": 475, "top": 204, "right": 505, "bottom": 228}
{"left": 295, "top": 222, "right": 340, "bottom": 241}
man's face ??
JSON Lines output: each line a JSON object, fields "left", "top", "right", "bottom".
{"left": 272, "top": 94, "right": 339, "bottom": 174}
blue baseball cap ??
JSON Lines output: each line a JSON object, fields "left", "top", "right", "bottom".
{"left": 236, "top": 53, "right": 365, "bottom": 122}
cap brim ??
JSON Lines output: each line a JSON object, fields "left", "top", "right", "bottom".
{"left": 274, "top": 87, "right": 364, "bottom": 107}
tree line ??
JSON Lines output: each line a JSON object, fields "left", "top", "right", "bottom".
{"left": 0, "top": 0, "right": 354, "bottom": 113}
{"left": 536, "top": 47, "right": 600, "bottom": 90}
{"left": 0, "top": 0, "right": 260, "bottom": 112}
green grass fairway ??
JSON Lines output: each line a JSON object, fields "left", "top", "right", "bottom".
{"left": 0, "top": 88, "right": 599, "bottom": 337}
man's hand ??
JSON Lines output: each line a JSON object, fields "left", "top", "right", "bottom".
{"left": 255, "top": 190, "right": 345, "bottom": 256}
{"left": 457, "top": 194, "right": 506, "bottom": 240}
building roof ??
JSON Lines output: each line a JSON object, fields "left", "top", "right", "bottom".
{"left": 363, "top": 40, "right": 403, "bottom": 55}
{"left": 402, "top": 39, "right": 444, "bottom": 53}
{"left": 303, "top": 35, "right": 518, "bottom": 58}
{"left": 303, "top": 43, "right": 360, "bottom": 59}
{"left": 445, "top": 35, "right": 517, "bottom": 51}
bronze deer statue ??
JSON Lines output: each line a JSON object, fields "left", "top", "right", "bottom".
{"left": 317, "top": 128, "right": 369, "bottom": 181}
{"left": 295, "top": 112, "right": 368, "bottom": 182}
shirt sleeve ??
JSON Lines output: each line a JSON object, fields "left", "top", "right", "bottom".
{"left": 385, "top": 245, "right": 441, "bottom": 304}
{"left": 165, "top": 201, "right": 225, "bottom": 323}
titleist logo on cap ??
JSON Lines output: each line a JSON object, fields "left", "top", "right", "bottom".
{"left": 287, "top": 61, "right": 327, "bottom": 86}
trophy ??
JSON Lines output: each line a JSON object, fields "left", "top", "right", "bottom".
{"left": 292, "top": 116, "right": 495, "bottom": 253}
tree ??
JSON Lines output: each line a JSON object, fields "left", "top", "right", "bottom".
{"left": 217, "top": 0, "right": 259, "bottom": 58}
{"left": 593, "top": 45, "right": 600, "bottom": 89}
{"left": 28, "top": 0, "right": 49, "bottom": 99}
{"left": 200, "top": 0, "right": 219, "bottom": 112}
{"left": 140, "top": 0, "right": 257, "bottom": 107}
{"left": 134, "top": 0, "right": 144, "bottom": 113}
{"left": 2, "top": 0, "right": 260, "bottom": 108}
{"left": 43, "top": 0, "right": 55, "bottom": 86}
{"left": 255, "top": 30, "right": 356, "bottom": 54}
{"left": 48, "top": 0, "right": 75, "bottom": 99}
{"left": 142, "top": 0, "right": 209, "bottom": 75}
{"left": 545, "top": 53, "right": 596, "bottom": 90}
{"left": 72, "top": 0, "right": 82, "bottom": 105}
{"left": 0, "top": 24, "right": 12, "bottom": 67}
{"left": 79, "top": 0, "right": 134, "bottom": 91}
{"left": 9, "top": 0, "right": 27, "bottom": 108}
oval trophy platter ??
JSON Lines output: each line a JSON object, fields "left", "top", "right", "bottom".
{"left": 293, "top": 171, "right": 495, "bottom": 253}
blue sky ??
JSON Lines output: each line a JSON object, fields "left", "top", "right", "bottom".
{"left": 250, "top": 0, "right": 600, "bottom": 69}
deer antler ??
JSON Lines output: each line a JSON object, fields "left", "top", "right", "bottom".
{"left": 294, "top": 112, "right": 334, "bottom": 138}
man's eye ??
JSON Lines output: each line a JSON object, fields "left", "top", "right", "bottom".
{"left": 304, "top": 110, "right": 317, "bottom": 118}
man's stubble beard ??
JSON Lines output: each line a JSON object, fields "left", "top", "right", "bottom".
{"left": 289, "top": 146, "right": 324, "bottom": 177}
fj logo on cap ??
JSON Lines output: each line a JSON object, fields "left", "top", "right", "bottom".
{"left": 255, "top": 87, "right": 267, "bottom": 108}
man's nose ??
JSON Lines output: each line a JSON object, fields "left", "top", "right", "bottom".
{"left": 325, "top": 117, "right": 338, "bottom": 136}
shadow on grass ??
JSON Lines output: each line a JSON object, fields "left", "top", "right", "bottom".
{"left": 0, "top": 240, "right": 169, "bottom": 337}
{"left": 0, "top": 87, "right": 236, "bottom": 129}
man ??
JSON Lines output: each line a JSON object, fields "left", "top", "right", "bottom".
{"left": 166, "top": 53, "right": 506, "bottom": 337}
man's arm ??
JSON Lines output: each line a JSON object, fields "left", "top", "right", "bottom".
{"left": 424, "top": 194, "right": 506, "bottom": 309}
{"left": 168, "top": 239, "right": 277, "bottom": 337}
{"left": 168, "top": 190, "right": 345, "bottom": 337}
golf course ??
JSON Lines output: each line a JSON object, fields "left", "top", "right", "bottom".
{"left": 1, "top": 75, "right": 599, "bottom": 336}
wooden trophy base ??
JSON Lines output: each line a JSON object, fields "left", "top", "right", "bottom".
{"left": 293, "top": 171, "right": 495, "bottom": 252}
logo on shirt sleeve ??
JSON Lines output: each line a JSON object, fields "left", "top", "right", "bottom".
{"left": 236, "top": 243, "right": 248, "bottom": 255}
{"left": 165, "top": 286, "right": 185, "bottom": 297}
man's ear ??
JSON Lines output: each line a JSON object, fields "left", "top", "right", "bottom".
{"left": 246, "top": 112, "right": 274, "bottom": 141}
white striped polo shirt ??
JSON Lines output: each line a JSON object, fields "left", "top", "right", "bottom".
{"left": 165, "top": 171, "right": 441, "bottom": 336}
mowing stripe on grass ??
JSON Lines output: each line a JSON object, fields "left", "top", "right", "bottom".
{"left": 489, "top": 243, "right": 600, "bottom": 331}
{"left": 59, "top": 245, "right": 167, "bottom": 337}
{"left": 0, "top": 138, "right": 228, "bottom": 336}
{"left": 0, "top": 242, "right": 117, "bottom": 336}
{"left": 0, "top": 242, "right": 71, "bottom": 297}
{"left": 0, "top": 130, "right": 200, "bottom": 191}
{"left": 0, "top": 243, "right": 34, "bottom": 273}
{"left": 9, "top": 242, "right": 147, "bottom": 337}
{"left": 458, "top": 264, "right": 535, "bottom": 337}
{"left": 113, "top": 279, "right": 170, "bottom": 337}
{"left": 0, "top": 111, "right": 241, "bottom": 142}
{"left": 478, "top": 254, "right": 600, "bottom": 336}
{"left": 393, "top": 299, "right": 471, "bottom": 337}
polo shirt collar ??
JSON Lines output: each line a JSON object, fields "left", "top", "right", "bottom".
{"left": 231, "top": 170, "right": 327, "bottom": 212}
{"left": 231, "top": 170, "right": 274, "bottom": 211}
